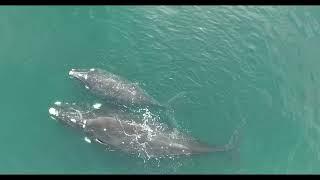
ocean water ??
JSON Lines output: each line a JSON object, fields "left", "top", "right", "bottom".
{"left": 0, "top": 6, "right": 320, "bottom": 174}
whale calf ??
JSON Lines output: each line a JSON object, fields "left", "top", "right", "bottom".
{"left": 69, "top": 68, "right": 163, "bottom": 108}
{"left": 49, "top": 102, "right": 238, "bottom": 158}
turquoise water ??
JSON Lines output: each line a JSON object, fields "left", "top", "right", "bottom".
{"left": 1, "top": 6, "right": 320, "bottom": 174}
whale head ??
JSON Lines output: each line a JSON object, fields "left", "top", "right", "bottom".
{"left": 48, "top": 101, "right": 87, "bottom": 129}
{"left": 68, "top": 68, "right": 99, "bottom": 90}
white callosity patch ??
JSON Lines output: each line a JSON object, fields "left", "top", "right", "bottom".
{"left": 54, "top": 101, "right": 62, "bottom": 106}
{"left": 93, "top": 103, "right": 102, "bottom": 109}
{"left": 90, "top": 68, "right": 95, "bottom": 71}
{"left": 69, "top": 70, "right": 75, "bottom": 76}
{"left": 84, "top": 137, "right": 91, "bottom": 143}
{"left": 70, "top": 119, "right": 76, "bottom": 123}
{"left": 77, "top": 73, "right": 86, "bottom": 79}
{"left": 69, "top": 69, "right": 88, "bottom": 79}
{"left": 103, "top": 128, "right": 106, "bottom": 131}
{"left": 49, "top": 108, "right": 59, "bottom": 116}
{"left": 82, "top": 120, "right": 87, "bottom": 129}
{"left": 85, "top": 85, "right": 90, "bottom": 89}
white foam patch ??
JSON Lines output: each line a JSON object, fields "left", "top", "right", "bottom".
{"left": 85, "top": 85, "right": 89, "bottom": 89}
{"left": 103, "top": 128, "right": 106, "bottom": 131}
{"left": 70, "top": 119, "right": 76, "bottom": 123}
{"left": 84, "top": 137, "right": 91, "bottom": 143}
{"left": 84, "top": 74, "right": 88, "bottom": 80}
{"left": 54, "top": 101, "right": 61, "bottom": 106}
{"left": 49, "top": 108, "right": 59, "bottom": 116}
{"left": 93, "top": 103, "right": 102, "bottom": 109}
{"left": 90, "top": 68, "right": 95, "bottom": 71}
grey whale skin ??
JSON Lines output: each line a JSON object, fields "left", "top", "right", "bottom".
{"left": 49, "top": 102, "right": 236, "bottom": 158}
{"left": 69, "top": 68, "right": 163, "bottom": 108}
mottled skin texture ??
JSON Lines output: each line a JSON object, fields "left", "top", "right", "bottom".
{"left": 69, "top": 68, "right": 162, "bottom": 108}
{"left": 49, "top": 103, "right": 233, "bottom": 158}
{"left": 84, "top": 116, "right": 213, "bottom": 157}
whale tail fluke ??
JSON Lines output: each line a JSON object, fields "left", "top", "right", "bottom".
{"left": 189, "top": 136, "right": 240, "bottom": 154}
{"left": 192, "top": 117, "right": 246, "bottom": 154}
{"left": 165, "top": 91, "right": 188, "bottom": 107}
{"left": 150, "top": 91, "right": 188, "bottom": 109}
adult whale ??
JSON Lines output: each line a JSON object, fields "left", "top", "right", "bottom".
{"left": 48, "top": 102, "right": 239, "bottom": 158}
{"left": 68, "top": 68, "right": 164, "bottom": 109}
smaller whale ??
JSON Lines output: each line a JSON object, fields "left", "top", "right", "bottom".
{"left": 69, "top": 68, "right": 163, "bottom": 108}
{"left": 48, "top": 101, "right": 240, "bottom": 159}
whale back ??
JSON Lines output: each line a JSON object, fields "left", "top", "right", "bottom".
{"left": 84, "top": 116, "right": 228, "bottom": 157}
{"left": 69, "top": 68, "right": 162, "bottom": 107}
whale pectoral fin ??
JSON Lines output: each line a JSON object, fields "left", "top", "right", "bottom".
{"left": 162, "top": 108, "right": 179, "bottom": 129}
{"left": 165, "top": 91, "right": 188, "bottom": 108}
{"left": 229, "top": 144, "right": 241, "bottom": 167}
{"left": 160, "top": 91, "right": 190, "bottom": 128}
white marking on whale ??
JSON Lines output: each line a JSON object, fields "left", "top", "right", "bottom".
{"left": 49, "top": 108, "right": 59, "bottom": 116}
{"left": 93, "top": 103, "right": 102, "bottom": 109}
{"left": 84, "top": 137, "right": 91, "bottom": 143}
{"left": 54, "top": 101, "right": 62, "bottom": 106}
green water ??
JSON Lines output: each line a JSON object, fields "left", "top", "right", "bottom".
{"left": 1, "top": 6, "right": 320, "bottom": 174}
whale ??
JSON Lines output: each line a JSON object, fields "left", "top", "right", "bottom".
{"left": 48, "top": 101, "right": 238, "bottom": 158}
{"left": 68, "top": 68, "right": 164, "bottom": 109}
